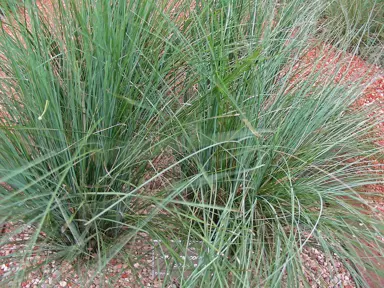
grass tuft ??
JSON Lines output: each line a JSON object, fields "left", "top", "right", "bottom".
{"left": 0, "top": 0, "right": 383, "bottom": 287}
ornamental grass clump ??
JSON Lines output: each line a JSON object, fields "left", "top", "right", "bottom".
{"left": 0, "top": 0, "right": 383, "bottom": 287}
{"left": 162, "top": 1, "right": 384, "bottom": 286}
{"left": 0, "top": 0, "right": 186, "bottom": 284}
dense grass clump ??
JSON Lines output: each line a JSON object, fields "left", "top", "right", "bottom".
{"left": 0, "top": 0, "right": 383, "bottom": 287}
{"left": 0, "top": 0, "right": 186, "bottom": 284}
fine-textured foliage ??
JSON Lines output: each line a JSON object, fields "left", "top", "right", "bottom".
{"left": 323, "top": 0, "right": 384, "bottom": 65}
{"left": 0, "top": 0, "right": 383, "bottom": 287}
{"left": 0, "top": 0, "right": 186, "bottom": 284}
